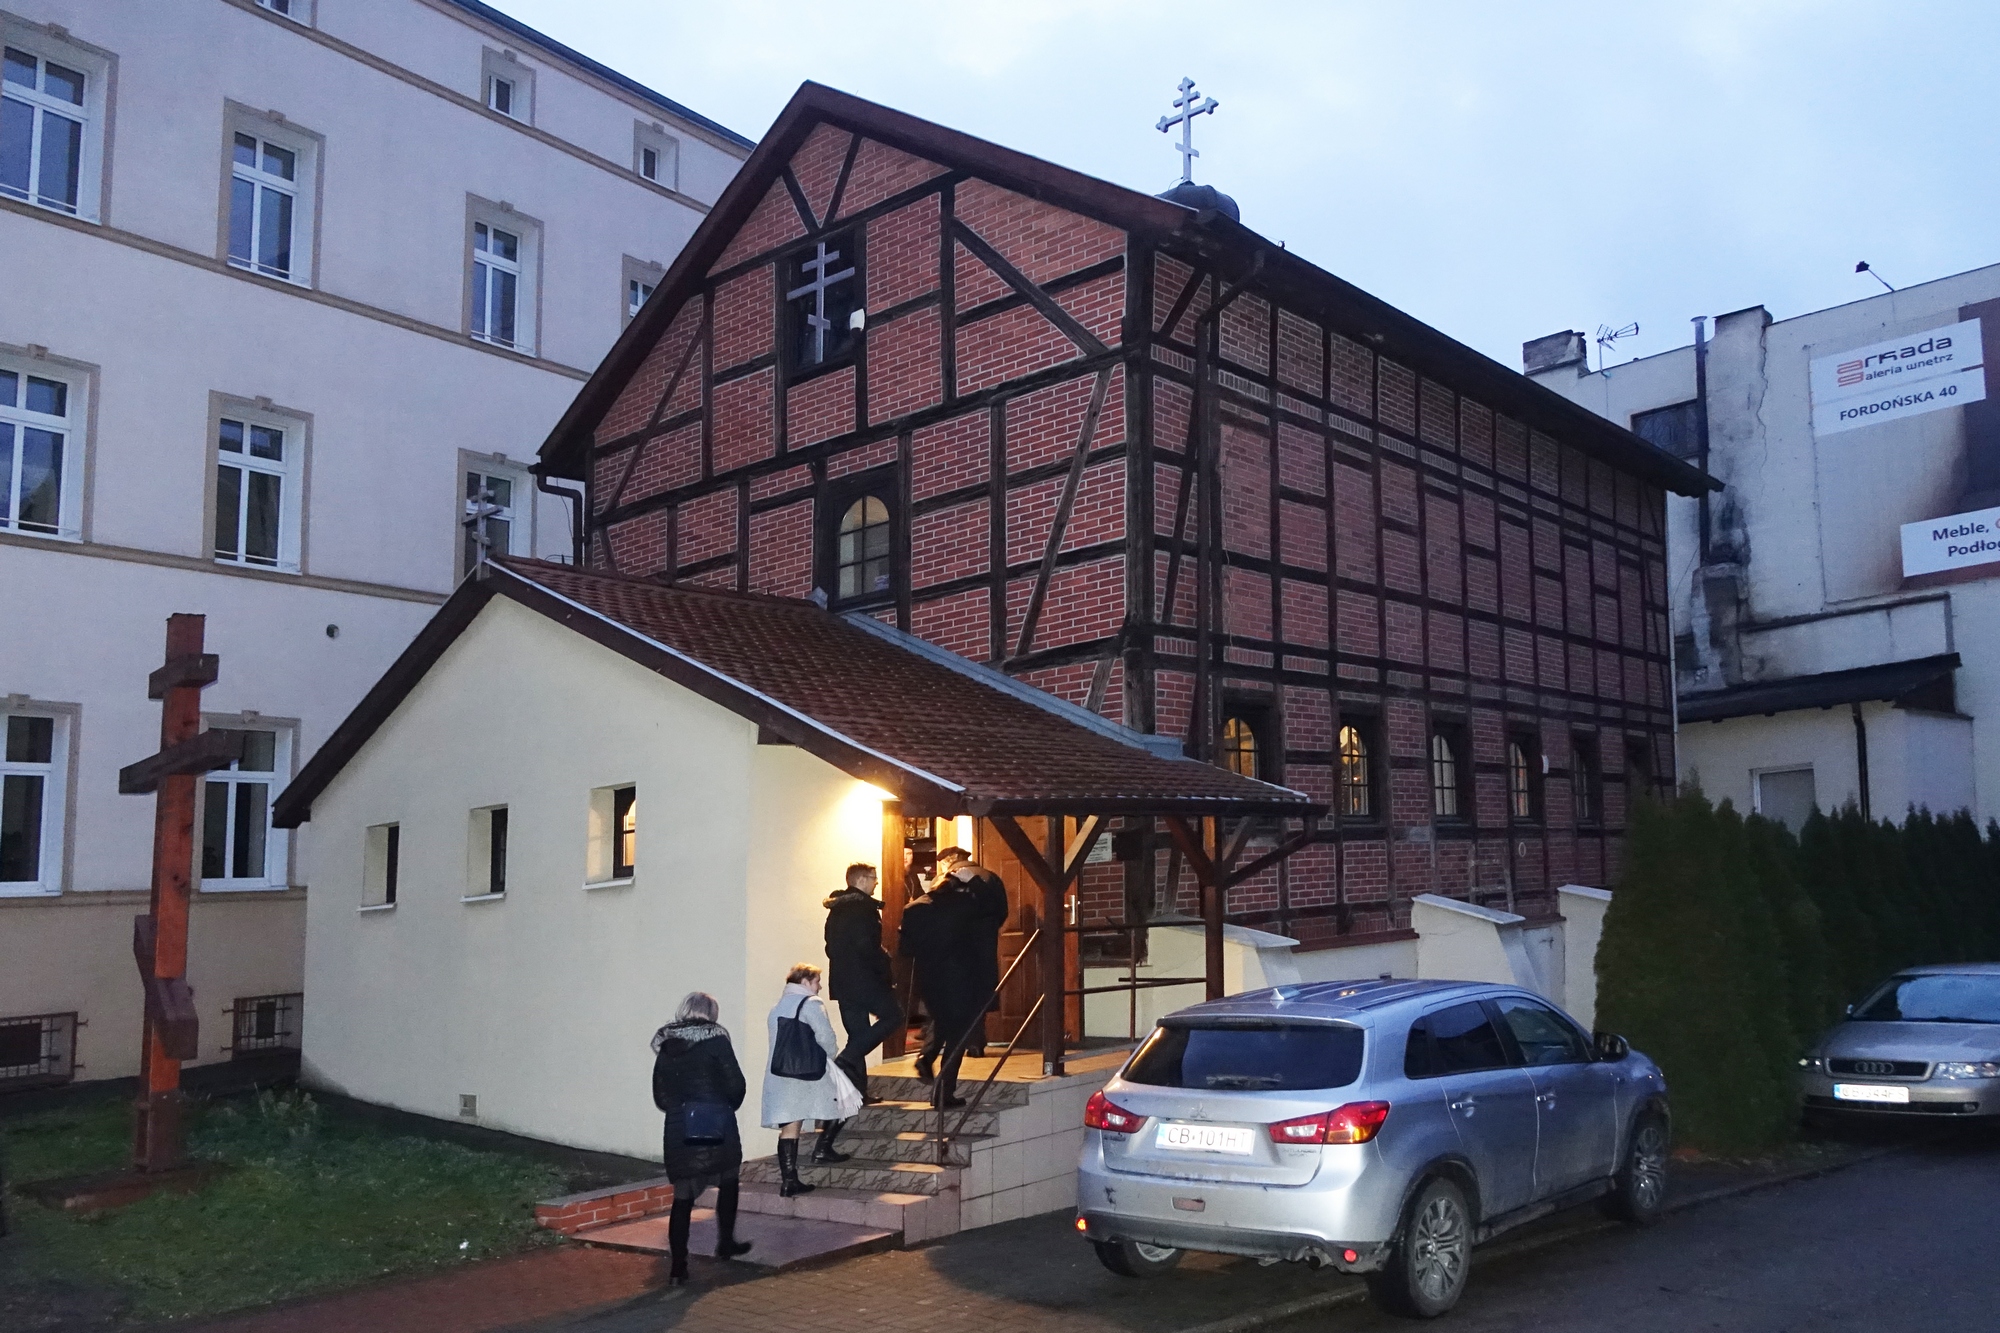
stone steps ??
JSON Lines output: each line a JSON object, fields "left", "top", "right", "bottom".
{"left": 740, "top": 1148, "right": 958, "bottom": 1196}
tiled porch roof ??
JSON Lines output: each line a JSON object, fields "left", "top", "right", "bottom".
{"left": 274, "top": 559, "right": 1319, "bottom": 826}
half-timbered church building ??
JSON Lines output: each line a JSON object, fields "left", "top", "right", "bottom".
{"left": 277, "top": 83, "right": 1714, "bottom": 1226}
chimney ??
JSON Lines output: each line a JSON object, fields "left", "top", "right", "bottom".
{"left": 1522, "top": 330, "right": 1588, "bottom": 378}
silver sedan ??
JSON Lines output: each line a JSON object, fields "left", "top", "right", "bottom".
{"left": 1075, "top": 979, "right": 1670, "bottom": 1318}
{"left": 1800, "top": 963, "right": 2000, "bottom": 1121}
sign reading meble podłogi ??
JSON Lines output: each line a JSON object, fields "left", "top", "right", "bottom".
{"left": 1902, "top": 504, "right": 2000, "bottom": 577}
{"left": 1810, "top": 318, "right": 1985, "bottom": 436}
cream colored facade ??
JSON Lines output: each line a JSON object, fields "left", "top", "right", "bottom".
{"left": 0, "top": 0, "right": 745, "bottom": 1086}
{"left": 299, "top": 597, "right": 884, "bottom": 1161}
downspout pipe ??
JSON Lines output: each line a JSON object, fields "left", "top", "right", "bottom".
{"left": 1851, "top": 702, "right": 1872, "bottom": 822}
{"left": 1692, "top": 316, "right": 1713, "bottom": 565}
{"left": 535, "top": 471, "right": 587, "bottom": 566}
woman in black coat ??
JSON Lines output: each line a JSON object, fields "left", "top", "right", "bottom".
{"left": 650, "top": 991, "right": 753, "bottom": 1284}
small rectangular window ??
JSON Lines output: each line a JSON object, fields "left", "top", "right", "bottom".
{"left": 628, "top": 276, "right": 654, "bottom": 320}
{"left": 2, "top": 710, "right": 67, "bottom": 894}
{"left": 1573, "top": 735, "right": 1602, "bottom": 826}
{"left": 587, "top": 783, "right": 636, "bottom": 885}
{"left": 1507, "top": 733, "right": 1541, "bottom": 823}
{"left": 201, "top": 727, "right": 289, "bottom": 890}
{"left": 1631, "top": 400, "right": 1700, "bottom": 461}
{"left": 230, "top": 992, "right": 302, "bottom": 1057}
{"left": 633, "top": 123, "right": 678, "bottom": 190}
{"left": 639, "top": 146, "right": 657, "bottom": 180}
{"left": 1430, "top": 724, "right": 1468, "bottom": 820}
{"left": 363, "top": 821, "right": 399, "bottom": 906}
{"left": 471, "top": 221, "right": 520, "bottom": 347}
{"left": 480, "top": 50, "right": 533, "bottom": 124}
{"left": 622, "top": 255, "right": 665, "bottom": 329}
{"left": 0, "top": 1011, "right": 77, "bottom": 1088}
{"left": 467, "top": 805, "right": 508, "bottom": 898}
{"left": 1755, "top": 766, "right": 1816, "bottom": 833}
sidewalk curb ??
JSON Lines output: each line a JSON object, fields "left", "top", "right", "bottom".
{"left": 1165, "top": 1146, "right": 1899, "bottom": 1333}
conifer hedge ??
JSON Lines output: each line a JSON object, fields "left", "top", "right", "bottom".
{"left": 1594, "top": 791, "right": 2000, "bottom": 1153}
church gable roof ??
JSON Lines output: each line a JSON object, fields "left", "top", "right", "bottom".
{"left": 272, "top": 558, "right": 1317, "bottom": 828}
{"left": 537, "top": 81, "right": 1717, "bottom": 497}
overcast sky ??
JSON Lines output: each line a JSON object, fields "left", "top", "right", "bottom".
{"left": 487, "top": 0, "right": 2000, "bottom": 372}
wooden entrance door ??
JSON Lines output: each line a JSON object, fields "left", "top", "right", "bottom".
{"left": 980, "top": 817, "right": 1081, "bottom": 1048}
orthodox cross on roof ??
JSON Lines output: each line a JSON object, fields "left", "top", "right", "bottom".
{"left": 787, "top": 238, "right": 856, "bottom": 364}
{"left": 1156, "top": 77, "right": 1218, "bottom": 185}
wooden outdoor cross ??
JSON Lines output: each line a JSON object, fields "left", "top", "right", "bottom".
{"left": 118, "top": 614, "right": 243, "bottom": 1173}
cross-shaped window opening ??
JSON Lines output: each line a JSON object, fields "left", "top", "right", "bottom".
{"left": 786, "top": 231, "right": 859, "bottom": 372}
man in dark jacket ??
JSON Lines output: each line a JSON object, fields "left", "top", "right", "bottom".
{"left": 823, "top": 863, "right": 901, "bottom": 1105}
{"left": 898, "top": 871, "right": 985, "bottom": 1107}
{"left": 937, "top": 847, "right": 1010, "bottom": 1055}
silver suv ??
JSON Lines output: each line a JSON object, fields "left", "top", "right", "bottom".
{"left": 1076, "top": 979, "right": 1670, "bottom": 1318}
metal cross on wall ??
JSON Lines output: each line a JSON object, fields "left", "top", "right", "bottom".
{"left": 787, "top": 239, "right": 855, "bottom": 364}
{"left": 1157, "top": 77, "right": 1219, "bottom": 185}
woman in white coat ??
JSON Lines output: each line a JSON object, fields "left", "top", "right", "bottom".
{"left": 761, "top": 963, "right": 847, "bottom": 1196}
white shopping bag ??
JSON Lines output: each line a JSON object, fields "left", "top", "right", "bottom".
{"left": 829, "top": 1061, "right": 865, "bottom": 1119}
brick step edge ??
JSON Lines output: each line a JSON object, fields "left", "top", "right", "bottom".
{"left": 733, "top": 1177, "right": 965, "bottom": 1244}
{"left": 866, "top": 1077, "right": 1031, "bottom": 1108}
{"left": 536, "top": 1177, "right": 677, "bottom": 1235}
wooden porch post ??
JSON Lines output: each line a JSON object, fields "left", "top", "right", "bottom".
{"left": 1040, "top": 816, "right": 1067, "bottom": 1077}
{"left": 1202, "top": 817, "right": 1224, "bottom": 1001}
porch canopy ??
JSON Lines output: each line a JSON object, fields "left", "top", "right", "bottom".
{"left": 275, "top": 558, "right": 1325, "bottom": 1071}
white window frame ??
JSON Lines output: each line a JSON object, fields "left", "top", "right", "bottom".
{"left": 210, "top": 397, "right": 307, "bottom": 574}
{"left": 465, "top": 805, "right": 508, "bottom": 901}
{"left": 459, "top": 451, "right": 532, "bottom": 577}
{"left": 197, "top": 718, "right": 293, "bottom": 893}
{"left": 622, "top": 255, "right": 664, "bottom": 328}
{"left": 633, "top": 122, "right": 679, "bottom": 190}
{"left": 0, "top": 349, "right": 87, "bottom": 542}
{"left": 586, "top": 783, "right": 635, "bottom": 887}
{"left": 0, "top": 21, "right": 110, "bottom": 223}
{"left": 223, "top": 109, "right": 320, "bottom": 288}
{"left": 1753, "top": 765, "right": 1818, "bottom": 830}
{"left": 253, "top": 0, "right": 313, "bottom": 23}
{"left": 480, "top": 48, "right": 534, "bottom": 124}
{"left": 1, "top": 704, "right": 70, "bottom": 897}
{"left": 466, "top": 200, "right": 540, "bottom": 356}
{"left": 361, "top": 821, "right": 399, "bottom": 909}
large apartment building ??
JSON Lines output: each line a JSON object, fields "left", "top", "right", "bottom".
{"left": 0, "top": 0, "right": 746, "bottom": 1089}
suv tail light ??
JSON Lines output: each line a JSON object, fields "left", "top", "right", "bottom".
{"left": 1084, "top": 1090, "right": 1144, "bottom": 1134}
{"left": 1268, "top": 1101, "right": 1391, "bottom": 1145}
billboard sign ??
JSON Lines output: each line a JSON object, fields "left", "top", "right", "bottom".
{"left": 1902, "top": 504, "right": 2000, "bottom": 578}
{"left": 1810, "top": 318, "right": 1985, "bottom": 436}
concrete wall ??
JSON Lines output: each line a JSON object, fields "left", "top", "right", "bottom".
{"left": 1531, "top": 264, "right": 2000, "bottom": 823}
{"left": 1, "top": 0, "right": 743, "bottom": 1082}
{"left": 300, "top": 597, "right": 877, "bottom": 1161}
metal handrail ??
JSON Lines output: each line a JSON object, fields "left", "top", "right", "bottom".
{"left": 935, "top": 993, "right": 1044, "bottom": 1165}
{"left": 929, "top": 925, "right": 1042, "bottom": 1163}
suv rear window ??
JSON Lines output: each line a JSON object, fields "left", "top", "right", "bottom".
{"left": 1123, "top": 1022, "right": 1365, "bottom": 1091}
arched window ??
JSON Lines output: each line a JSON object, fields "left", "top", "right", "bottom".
{"left": 1574, "top": 737, "right": 1601, "bottom": 826}
{"left": 836, "top": 495, "right": 892, "bottom": 600}
{"left": 1337, "top": 724, "right": 1372, "bottom": 818}
{"left": 1507, "top": 739, "right": 1537, "bottom": 821}
{"left": 1431, "top": 731, "right": 1460, "bottom": 818}
{"left": 1220, "top": 715, "right": 1259, "bottom": 779}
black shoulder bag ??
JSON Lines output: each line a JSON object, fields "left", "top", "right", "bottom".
{"left": 770, "top": 996, "right": 827, "bottom": 1081}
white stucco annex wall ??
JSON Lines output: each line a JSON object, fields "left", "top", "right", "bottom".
{"left": 299, "top": 596, "right": 879, "bottom": 1161}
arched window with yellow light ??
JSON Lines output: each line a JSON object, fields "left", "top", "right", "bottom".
{"left": 832, "top": 491, "right": 893, "bottom": 603}
{"left": 1219, "top": 713, "right": 1260, "bottom": 779}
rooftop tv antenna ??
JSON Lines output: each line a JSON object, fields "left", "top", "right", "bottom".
{"left": 1595, "top": 322, "right": 1639, "bottom": 372}
{"left": 1855, "top": 260, "right": 1896, "bottom": 293}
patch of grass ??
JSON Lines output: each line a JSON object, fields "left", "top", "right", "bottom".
{"left": 1, "top": 1090, "right": 571, "bottom": 1321}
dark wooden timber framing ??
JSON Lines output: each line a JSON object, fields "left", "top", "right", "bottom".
{"left": 524, "top": 81, "right": 1706, "bottom": 978}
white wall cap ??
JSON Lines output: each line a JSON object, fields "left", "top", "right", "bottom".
{"left": 1556, "top": 884, "right": 1613, "bottom": 903}
{"left": 1411, "top": 892, "right": 1526, "bottom": 927}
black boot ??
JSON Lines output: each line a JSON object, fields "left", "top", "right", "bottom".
{"left": 712, "top": 1175, "right": 753, "bottom": 1260}
{"left": 812, "top": 1119, "right": 851, "bottom": 1164}
{"left": 667, "top": 1192, "right": 694, "bottom": 1284}
{"left": 777, "top": 1138, "right": 816, "bottom": 1197}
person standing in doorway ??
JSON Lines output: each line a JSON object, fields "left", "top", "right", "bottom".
{"left": 651, "top": 992, "right": 754, "bottom": 1286}
{"left": 936, "top": 847, "right": 1010, "bottom": 1056}
{"left": 898, "top": 870, "right": 980, "bottom": 1108}
{"left": 824, "top": 862, "right": 901, "bottom": 1105}
{"left": 760, "top": 963, "right": 847, "bottom": 1192}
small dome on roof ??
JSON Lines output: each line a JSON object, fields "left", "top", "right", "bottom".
{"left": 1155, "top": 181, "right": 1240, "bottom": 223}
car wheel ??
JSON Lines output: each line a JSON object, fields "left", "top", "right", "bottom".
{"left": 1600, "top": 1113, "right": 1669, "bottom": 1224}
{"left": 1368, "top": 1176, "right": 1471, "bottom": 1319}
{"left": 1092, "top": 1237, "right": 1183, "bottom": 1277}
